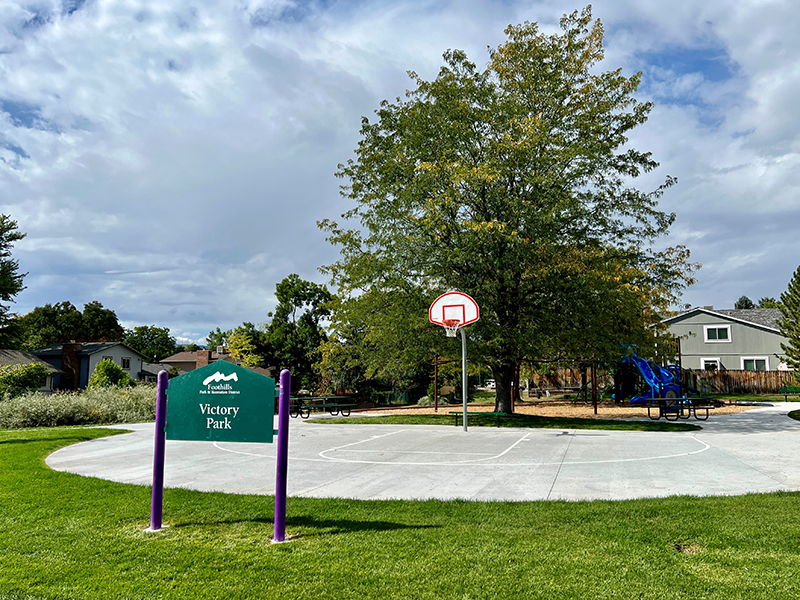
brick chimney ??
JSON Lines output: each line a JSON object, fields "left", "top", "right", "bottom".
{"left": 196, "top": 350, "right": 212, "bottom": 368}
{"left": 61, "top": 342, "right": 82, "bottom": 390}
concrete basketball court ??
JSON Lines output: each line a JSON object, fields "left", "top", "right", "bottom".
{"left": 46, "top": 403, "right": 800, "bottom": 502}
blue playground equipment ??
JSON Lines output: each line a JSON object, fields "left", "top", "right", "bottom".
{"left": 623, "top": 354, "right": 681, "bottom": 405}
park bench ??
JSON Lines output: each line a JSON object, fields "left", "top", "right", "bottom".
{"left": 643, "top": 397, "right": 718, "bottom": 421}
{"left": 290, "top": 396, "right": 358, "bottom": 419}
{"left": 448, "top": 411, "right": 505, "bottom": 427}
{"left": 778, "top": 387, "right": 800, "bottom": 401}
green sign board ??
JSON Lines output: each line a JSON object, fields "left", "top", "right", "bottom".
{"left": 165, "top": 361, "right": 275, "bottom": 443}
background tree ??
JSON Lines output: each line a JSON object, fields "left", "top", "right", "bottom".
{"left": 320, "top": 8, "right": 696, "bottom": 413}
{"left": 205, "top": 327, "right": 229, "bottom": 351}
{"left": 758, "top": 297, "right": 782, "bottom": 309}
{"left": 15, "top": 300, "right": 123, "bottom": 349}
{"left": 15, "top": 301, "right": 83, "bottom": 349}
{"left": 735, "top": 295, "right": 755, "bottom": 310}
{"left": 122, "top": 325, "right": 178, "bottom": 361}
{"left": 0, "top": 215, "right": 27, "bottom": 347}
{"left": 266, "top": 274, "right": 333, "bottom": 390}
{"left": 778, "top": 266, "right": 800, "bottom": 380}
{"left": 81, "top": 301, "right": 124, "bottom": 341}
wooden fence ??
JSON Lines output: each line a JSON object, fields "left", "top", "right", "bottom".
{"left": 529, "top": 367, "right": 797, "bottom": 395}
{"left": 687, "top": 370, "right": 796, "bottom": 394}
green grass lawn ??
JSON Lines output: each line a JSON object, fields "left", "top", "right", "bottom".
{"left": 320, "top": 413, "right": 702, "bottom": 431}
{"left": 3, "top": 427, "right": 800, "bottom": 599}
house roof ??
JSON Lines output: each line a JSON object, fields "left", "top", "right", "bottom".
{"left": 31, "top": 342, "right": 148, "bottom": 359}
{"left": 662, "top": 307, "right": 782, "bottom": 333}
{"left": 0, "top": 349, "right": 63, "bottom": 374}
{"left": 140, "top": 362, "right": 187, "bottom": 378}
{"left": 161, "top": 350, "right": 229, "bottom": 363}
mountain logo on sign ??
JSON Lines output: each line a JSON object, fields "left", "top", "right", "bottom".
{"left": 202, "top": 372, "right": 239, "bottom": 386}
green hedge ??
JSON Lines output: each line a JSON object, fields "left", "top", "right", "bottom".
{"left": 0, "top": 385, "right": 156, "bottom": 429}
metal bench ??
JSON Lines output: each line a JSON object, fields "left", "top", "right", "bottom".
{"left": 779, "top": 387, "right": 800, "bottom": 401}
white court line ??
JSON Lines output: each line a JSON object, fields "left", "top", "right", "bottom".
{"left": 214, "top": 432, "right": 712, "bottom": 467}
{"left": 319, "top": 432, "right": 532, "bottom": 465}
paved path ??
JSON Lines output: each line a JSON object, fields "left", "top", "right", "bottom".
{"left": 46, "top": 403, "right": 800, "bottom": 501}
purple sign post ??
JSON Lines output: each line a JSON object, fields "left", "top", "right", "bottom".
{"left": 148, "top": 370, "right": 168, "bottom": 531}
{"left": 273, "top": 369, "right": 290, "bottom": 542}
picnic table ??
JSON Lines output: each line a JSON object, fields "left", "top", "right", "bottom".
{"left": 641, "top": 397, "right": 720, "bottom": 421}
{"left": 290, "top": 396, "right": 358, "bottom": 419}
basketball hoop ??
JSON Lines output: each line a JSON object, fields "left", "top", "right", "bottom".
{"left": 443, "top": 319, "right": 461, "bottom": 337}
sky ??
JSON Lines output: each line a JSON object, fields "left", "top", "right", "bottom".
{"left": 1, "top": 0, "right": 799, "bottom": 345}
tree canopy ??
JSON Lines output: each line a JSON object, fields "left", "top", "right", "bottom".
{"left": 15, "top": 301, "right": 124, "bottom": 350}
{"left": 735, "top": 296, "right": 755, "bottom": 310}
{"left": 122, "top": 325, "right": 178, "bottom": 362}
{"left": 319, "top": 8, "right": 696, "bottom": 412}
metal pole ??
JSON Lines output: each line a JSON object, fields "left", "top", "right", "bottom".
{"left": 591, "top": 358, "right": 598, "bottom": 415}
{"left": 274, "top": 369, "right": 291, "bottom": 542}
{"left": 149, "top": 370, "right": 168, "bottom": 531}
{"left": 460, "top": 328, "right": 467, "bottom": 432}
{"left": 434, "top": 355, "right": 439, "bottom": 413}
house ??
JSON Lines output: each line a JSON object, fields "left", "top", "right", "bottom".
{"left": 662, "top": 307, "right": 790, "bottom": 371}
{"left": 160, "top": 348, "right": 229, "bottom": 372}
{"left": 31, "top": 342, "right": 149, "bottom": 390}
{"left": 161, "top": 348, "right": 273, "bottom": 378}
{"left": 0, "top": 349, "right": 63, "bottom": 393}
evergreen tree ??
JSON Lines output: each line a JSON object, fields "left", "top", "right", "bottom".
{"left": 778, "top": 266, "right": 800, "bottom": 379}
{"left": 735, "top": 295, "right": 755, "bottom": 309}
{"left": 0, "top": 215, "right": 26, "bottom": 346}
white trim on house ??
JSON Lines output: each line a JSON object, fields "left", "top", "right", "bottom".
{"left": 664, "top": 307, "right": 781, "bottom": 333}
{"left": 701, "top": 357, "right": 721, "bottom": 371}
{"left": 703, "top": 324, "right": 731, "bottom": 343}
{"left": 741, "top": 356, "right": 769, "bottom": 371}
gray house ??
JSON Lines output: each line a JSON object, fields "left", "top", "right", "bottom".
{"left": 662, "top": 307, "right": 790, "bottom": 372}
{"left": 31, "top": 342, "right": 148, "bottom": 389}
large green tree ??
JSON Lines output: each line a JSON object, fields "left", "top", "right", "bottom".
{"left": 319, "top": 8, "right": 696, "bottom": 413}
{"left": 0, "top": 215, "right": 27, "bottom": 346}
{"left": 778, "top": 266, "right": 800, "bottom": 380}
{"left": 16, "top": 300, "right": 123, "bottom": 349}
{"left": 122, "top": 325, "right": 178, "bottom": 362}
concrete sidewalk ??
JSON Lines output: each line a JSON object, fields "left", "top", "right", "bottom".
{"left": 45, "top": 403, "right": 800, "bottom": 502}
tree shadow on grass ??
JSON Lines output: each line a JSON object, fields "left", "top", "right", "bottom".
{"left": 171, "top": 515, "right": 440, "bottom": 536}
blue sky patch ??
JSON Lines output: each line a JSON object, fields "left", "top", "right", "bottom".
{"left": 0, "top": 98, "right": 61, "bottom": 132}
{"left": 638, "top": 46, "right": 737, "bottom": 83}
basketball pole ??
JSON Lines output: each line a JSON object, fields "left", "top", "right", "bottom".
{"left": 460, "top": 327, "right": 468, "bottom": 432}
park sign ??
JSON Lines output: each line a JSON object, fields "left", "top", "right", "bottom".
{"left": 165, "top": 361, "right": 275, "bottom": 443}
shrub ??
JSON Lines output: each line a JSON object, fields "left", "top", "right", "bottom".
{"left": 0, "top": 385, "right": 156, "bottom": 429}
{"left": 88, "top": 359, "right": 134, "bottom": 389}
{"left": 0, "top": 362, "right": 51, "bottom": 400}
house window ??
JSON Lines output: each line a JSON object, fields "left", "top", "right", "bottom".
{"left": 702, "top": 358, "right": 720, "bottom": 371}
{"left": 122, "top": 357, "right": 131, "bottom": 370}
{"left": 704, "top": 325, "right": 731, "bottom": 343}
{"left": 103, "top": 355, "right": 114, "bottom": 363}
{"left": 741, "top": 357, "right": 768, "bottom": 372}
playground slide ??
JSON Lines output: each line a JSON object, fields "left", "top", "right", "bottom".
{"left": 625, "top": 355, "right": 681, "bottom": 404}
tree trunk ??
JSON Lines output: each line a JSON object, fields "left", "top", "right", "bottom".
{"left": 492, "top": 361, "right": 516, "bottom": 414}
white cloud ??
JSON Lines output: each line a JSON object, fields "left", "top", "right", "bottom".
{"left": 2, "top": 0, "right": 799, "bottom": 338}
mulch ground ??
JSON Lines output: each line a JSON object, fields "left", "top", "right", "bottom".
{"left": 359, "top": 399, "right": 760, "bottom": 419}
